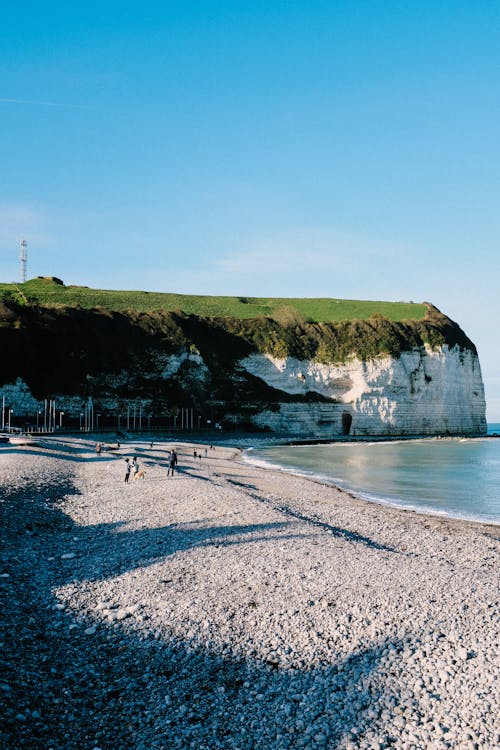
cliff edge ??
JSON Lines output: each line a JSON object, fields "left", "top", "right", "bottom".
{"left": 0, "top": 285, "right": 487, "bottom": 436}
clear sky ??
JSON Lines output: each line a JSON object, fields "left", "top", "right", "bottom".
{"left": 1, "top": 2, "right": 499, "bottom": 419}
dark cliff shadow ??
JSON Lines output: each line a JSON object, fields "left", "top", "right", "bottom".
{"left": 172, "top": 467, "right": 221, "bottom": 483}
{"left": 0, "top": 445, "right": 125, "bottom": 464}
{"left": 223, "top": 477, "right": 396, "bottom": 553}
{"left": 223, "top": 477, "right": 259, "bottom": 491}
{"left": 62, "top": 519, "right": 304, "bottom": 585}
{"left": 0, "top": 444, "right": 175, "bottom": 466}
{"left": 270, "top": 501, "right": 396, "bottom": 553}
{"left": 1, "top": 474, "right": 407, "bottom": 749}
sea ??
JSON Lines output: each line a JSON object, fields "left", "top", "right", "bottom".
{"left": 245, "top": 424, "right": 500, "bottom": 525}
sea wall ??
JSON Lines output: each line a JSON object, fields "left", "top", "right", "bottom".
{"left": 240, "top": 345, "right": 487, "bottom": 436}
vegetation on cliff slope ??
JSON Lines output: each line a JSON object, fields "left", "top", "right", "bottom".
{"left": 0, "top": 279, "right": 477, "bottom": 414}
{"left": 0, "top": 277, "right": 427, "bottom": 322}
{"left": 227, "top": 305, "right": 474, "bottom": 363}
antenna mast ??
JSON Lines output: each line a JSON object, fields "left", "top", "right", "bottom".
{"left": 20, "top": 239, "right": 28, "bottom": 283}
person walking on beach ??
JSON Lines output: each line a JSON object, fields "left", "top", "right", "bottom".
{"left": 124, "top": 458, "right": 131, "bottom": 483}
{"left": 96, "top": 442, "right": 102, "bottom": 455}
{"left": 167, "top": 449, "right": 177, "bottom": 477}
{"left": 131, "top": 456, "right": 139, "bottom": 479}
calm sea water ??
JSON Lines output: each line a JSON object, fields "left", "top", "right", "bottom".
{"left": 247, "top": 426, "right": 500, "bottom": 524}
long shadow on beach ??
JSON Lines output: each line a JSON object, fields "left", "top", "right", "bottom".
{"left": 0, "top": 445, "right": 124, "bottom": 464}
{"left": 223, "top": 477, "right": 395, "bottom": 553}
{"left": 1, "top": 473, "right": 404, "bottom": 749}
{"left": 64, "top": 518, "right": 306, "bottom": 585}
{"left": 0, "top": 441, "right": 163, "bottom": 464}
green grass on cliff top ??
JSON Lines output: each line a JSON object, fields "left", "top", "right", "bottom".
{"left": 0, "top": 277, "right": 428, "bottom": 322}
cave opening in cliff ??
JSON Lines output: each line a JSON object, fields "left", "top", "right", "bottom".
{"left": 342, "top": 412, "right": 352, "bottom": 435}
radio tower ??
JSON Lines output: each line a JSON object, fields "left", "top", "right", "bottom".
{"left": 20, "top": 239, "right": 28, "bottom": 283}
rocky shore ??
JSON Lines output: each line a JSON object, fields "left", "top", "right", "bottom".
{"left": 0, "top": 437, "right": 498, "bottom": 749}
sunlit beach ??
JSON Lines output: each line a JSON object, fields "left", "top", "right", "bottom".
{"left": 1, "top": 437, "right": 498, "bottom": 748}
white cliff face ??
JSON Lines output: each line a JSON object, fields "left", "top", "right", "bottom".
{"left": 0, "top": 378, "right": 116, "bottom": 423}
{"left": 0, "top": 350, "right": 211, "bottom": 426}
{"left": 159, "top": 351, "right": 209, "bottom": 382}
{"left": 240, "top": 345, "right": 487, "bottom": 436}
{"left": 0, "top": 378, "right": 46, "bottom": 417}
{"left": 0, "top": 346, "right": 486, "bottom": 437}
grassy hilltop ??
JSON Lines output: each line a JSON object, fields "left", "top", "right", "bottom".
{"left": 0, "top": 276, "right": 427, "bottom": 323}
{"left": 0, "top": 276, "right": 477, "bottom": 420}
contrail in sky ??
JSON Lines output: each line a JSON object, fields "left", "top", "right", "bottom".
{"left": 0, "top": 97, "right": 90, "bottom": 109}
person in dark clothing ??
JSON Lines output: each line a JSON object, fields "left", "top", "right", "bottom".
{"left": 167, "top": 449, "right": 177, "bottom": 477}
{"left": 124, "top": 458, "right": 131, "bottom": 483}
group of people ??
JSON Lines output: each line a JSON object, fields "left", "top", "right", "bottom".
{"left": 119, "top": 442, "right": 217, "bottom": 484}
{"left": 124, "top": 455, "right": 140, "bottom": 483}
{"left": 123, "top": 448, "right": 178, "bottom": 483}
{"left": 96, "top": 441, "right": 120, "bottom": 455}
{"left": 193, "top": 445, "right": 216, "bottom": 459}
{"left": 193, "top": 447, "right": 208, "bottom": 460}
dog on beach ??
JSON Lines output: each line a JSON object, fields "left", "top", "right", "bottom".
{"left": 134, "top": 469, "right": 146, "bottom": 480}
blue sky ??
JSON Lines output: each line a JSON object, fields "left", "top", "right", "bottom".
{"left": 1, "top": 2, "right": 499, "bottom": 418}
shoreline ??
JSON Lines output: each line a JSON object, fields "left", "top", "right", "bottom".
{"left": 241, "top": 447, "right": 500, "bottom": 528}
{"left": 1, "top": 437, "right": 498, "bottom": 749}
{"left": 242, "top": 437, "right": 500, "bottom": 526}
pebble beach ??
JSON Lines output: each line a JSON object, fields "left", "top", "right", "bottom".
{"left": 0, "top": 437, "right": 498, "bottom": 750}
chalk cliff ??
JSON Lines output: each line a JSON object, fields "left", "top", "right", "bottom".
{"left": 239, "top": 346, "right": 486, "bottom": 436}
{"left": 0, "top": 296, "right": 487, "bottom": 436}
